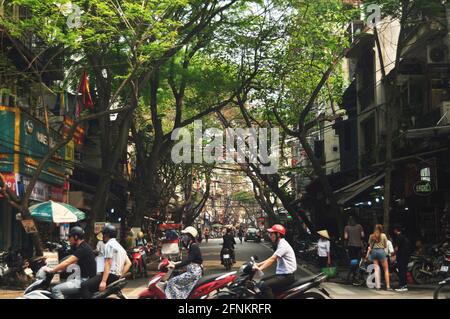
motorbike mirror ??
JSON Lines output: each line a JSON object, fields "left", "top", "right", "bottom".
{"left": 253, "top": 255, "right": 259, "bottom": 261}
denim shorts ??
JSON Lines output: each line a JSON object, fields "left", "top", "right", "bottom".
{"left": 370, "top": 248, "right": 386, "bottom": 262}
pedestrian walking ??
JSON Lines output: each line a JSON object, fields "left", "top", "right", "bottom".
{"left": 344, "top": 216, "right": 365, "bottom": 284}
{"left": 365, "top": 224, "right": 392, "bottom": 291}
{"left": 204, "top": 228, "right": 209, "bottom": 244}
{"left": 393, "top": 225, "right": 410, "bottom": 292}
{"left": 238, "top": 227, "right": 244, "bottom": 244}
{"left": 317, "top": 230, "right": 331, "bottom": 269}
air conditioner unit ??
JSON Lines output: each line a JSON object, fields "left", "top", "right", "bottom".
{"left": 427, "top": 44, "right": 448, "bottom": 64}
{"left": 439, "top": 101, "right": 450, "bottom": 125}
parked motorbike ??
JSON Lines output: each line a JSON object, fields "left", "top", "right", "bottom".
{"left": 411, "top": 243, "right": 450, "bottom": 284}
{"left": 138, "top": 258, "right": 237, "bottom": 299}
{"left": 433, "top": 277, "right": 450, "bottom": 299}
{"left": 215, "top": 256, "right": 331, "bottom": 299}
{"left": 222, "top": 248, "right": 233, "bottom": 271}
{"left": 0, "top": 250, "right": 10, "bottom": 277}
{"left": 129, "top": 246, "right": 148, "bottom": 279}
{"left": 19, "top": 266, "right": 128, "bottom": 299}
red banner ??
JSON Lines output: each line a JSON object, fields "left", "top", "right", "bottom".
{"left": 49, "top": 186, "right": 64, "bottom": 202}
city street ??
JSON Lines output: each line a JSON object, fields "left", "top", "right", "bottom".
{"left": 122, "top": 238, "right": 434, "bottom": 299}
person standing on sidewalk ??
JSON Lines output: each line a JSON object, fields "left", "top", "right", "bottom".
{"left": 317, "top": 230, "right": 331, "bottom": 269}
{"left": 365, "top": 224, "right": 392, "bottom": 291}
{"left": 344, "top": 216, "right": 365, "bottom": 284}
{"left": 393, "top": 225, "right": 410, "bottom": 292}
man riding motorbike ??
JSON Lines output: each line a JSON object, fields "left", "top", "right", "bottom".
{"left": 252, "top": 224, "right": 297, "bottom": 299}
{"left": 165, "top": 226, "right": 203, "bottom": 299}
{"left": 80, "top": 224, "right": 131, "bottom": 298}
{"left": 221, "top": 227, "right": 236, "bottom": 264}
{"left": 47, "top": 226, "right": 97, "bottom": 299}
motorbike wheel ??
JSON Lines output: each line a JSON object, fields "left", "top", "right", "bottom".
{"left": 433, "top": 283, "right": 450, "bottom": 299}
{"left": 411, "top": 263, "right": 429, "bottom": 285}
{"left": 131, "top": 264, "right": 138, "bottom": 280}
{"left": 225, "top": 261, "right": 231, "bottom": 271}
{"left": 295, "top": 292, "right": 326, "bottom": 299}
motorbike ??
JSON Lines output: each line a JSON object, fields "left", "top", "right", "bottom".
{"left": 129, "top": 246, "right": 148, "bottom": 279}
{"left": 222, "top": 248, "right": 233, "bottom": 271}
{"left": 411, "top": 243, "right": 450, "bottom": 284}
{"left": 18, "top": 266, "right": 128, "bottom": 299}
{"left": 215, "top": 256, "right": 331, "bottom": 299}
{"left": 0, "top": 250, "right": 10, "bottom": 277}
{"left": 138, "top": 258, "right": 237, "bottom": 299}
{"left": 433, "top": 277, "right": 450, "bottom": 299}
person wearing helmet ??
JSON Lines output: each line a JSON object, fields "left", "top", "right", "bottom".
{"left": 221, "top": 227, "right": 236, "bottom": 264}
{"left": 253, "top": 224, "right": 297, "bottom": 299}
{"left": 165, "top": 226, "right": 203, "bottom": 299}
{"left": 48, "top": 226, "right": 97, "bottom": 299}
{"left": 80, "top": 224, "right": 132, "bottom": 298}
{"left": 135, "top": 231, "right": 148, "bottom": 274}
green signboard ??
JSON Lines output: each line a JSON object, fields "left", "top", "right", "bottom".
{"left": 0, "top": 110, "right": 15, "bottom": 172}
{"left": 0, "top": 107, "right": 66, "bottom": 186}
{"left": 413, "top": 180, "right": 433, "bottom": 196}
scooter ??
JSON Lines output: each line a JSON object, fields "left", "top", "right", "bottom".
{"left": 222, "top": 248, "right": 233, "bottom": 271}
{"left": 129, "top": 246, "right": 147, "bottom": 279}
{"left": 18, "top": 266, "right": 128, "bottom": 299}
{"left": 215, "top": 256, "right": 331, "bottom": 299}
{"left": 138, "top": 258, "right": 237, "bottom": 299}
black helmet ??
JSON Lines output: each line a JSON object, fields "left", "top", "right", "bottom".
{"left": 68, "top": 226, "right": 85, "bottom": 240}
{"left": 102, "top": 224, "right": 117, "bottom": 238}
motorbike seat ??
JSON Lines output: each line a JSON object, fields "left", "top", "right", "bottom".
{"left": 280, "top": 274, "right": 323, "bottom": 291}
{"left": 192, "top": 273, "right": 222, "bottom": 289}
{"left": 91, "top": 278, "right": 127, "bottom": 299}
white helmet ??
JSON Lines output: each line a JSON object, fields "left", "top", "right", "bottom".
{"left": 182, "top": 226, "right": 198, "bottom": 238}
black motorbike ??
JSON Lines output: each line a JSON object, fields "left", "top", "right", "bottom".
{"left": 433, "top": 277, "right": 450, "bottom": 299}
{"left": 214, "top": 256, "right": 330, "bottom": 299}
{"left": 222, "top": 248, "right": 233, "bottom": 271}
{"left": 411, "top": 243, "right": 450, "bottom": 284}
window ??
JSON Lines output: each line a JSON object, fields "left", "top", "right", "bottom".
{"left": 420, "top": 167, "right": 431, "bottom": 181}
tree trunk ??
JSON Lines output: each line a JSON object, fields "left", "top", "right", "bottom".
{"left": 298, "top": 132, "right": 344, "bottom": 237}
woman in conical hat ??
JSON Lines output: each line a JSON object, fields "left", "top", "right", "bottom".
{"left": 317, "top": 230, "right": 331, "bottom": 269}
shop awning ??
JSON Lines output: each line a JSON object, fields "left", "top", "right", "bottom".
{"left": 333, "top": 173, "right": 385, "bottom": 205}
{"left": 404, "top": 125, "right": 450, "bottom": 139}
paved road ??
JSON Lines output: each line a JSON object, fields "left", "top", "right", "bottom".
{"left": 1, "top": 238, "right": 435, "bottom": 299}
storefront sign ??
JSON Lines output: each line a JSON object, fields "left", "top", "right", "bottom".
{"left": 1, "top": 108, "right": 68, "bottom": 185}
{"left": 63, "top": 116, "right": 85, "bottom": 145}
{"left": 414, "top": 180, "right": 434, "bottom": 196}
{"left": 0, "top": 173, "right": 17, "bottom": 198}
{"left": 94, "top": 222, "right": 106, "bottom": 234}
{"left": 49, "top": 186, "right": 64, "bottom": 202}
{"left": 21, "top": 176, "right": 49, "bottom": 202}
{"left": 21, "top": 219, "right": 38, "bottom": 233}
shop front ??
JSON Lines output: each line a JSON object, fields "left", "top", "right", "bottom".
{"left": 0, "top": 106, "right": 73, "bottom": 251}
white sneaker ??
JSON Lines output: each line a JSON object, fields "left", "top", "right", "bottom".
{"left": 395, "top": 287, "right": 408, "bottom": 292}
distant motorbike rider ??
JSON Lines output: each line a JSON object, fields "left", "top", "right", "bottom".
{"left": 134, "top": 231, "right": 148, "bottom": 274}
{"left": 221, "top": 227, "right": 236, "bottom": 264}
{"left": 238, "top": 227, "right": 244, "bottom": 244}
{"left": 253, "top": 224, "right": 297, "bottom": 299}
{"left": 166, "top": 226, "right": 203, "bottom": 299}
{"left": 48, "top": 226, "right": 97, "bottom": 299}
{"left": 80, "top": 224, "right": 132, "bottom": 298}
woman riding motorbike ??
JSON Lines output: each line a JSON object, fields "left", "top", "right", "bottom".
{"left": 165, "top": 226, "right": 203, "bottom": 299}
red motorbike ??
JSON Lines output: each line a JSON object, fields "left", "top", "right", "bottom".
{"left": 138, "top": 258, "right": 237, "bottom": 299}
{"left": 129, "top": 246, "right": 147, "bottom": 279}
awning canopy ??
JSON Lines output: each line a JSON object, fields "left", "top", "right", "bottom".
{"left": 333, "top": 173, "right": 385, "bottom": 205}
{"left": 405, "top": 125, "right": 450, "bottom": 139}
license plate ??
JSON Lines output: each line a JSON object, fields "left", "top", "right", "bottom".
{"left": 440, "top": 266, "right": 448, "bottom": 272}
{"left": 223, "top": 254, "right": 230, "bottom": 259}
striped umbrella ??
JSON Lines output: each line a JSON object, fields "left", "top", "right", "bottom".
{"left": 29, "top": 200, "right": 86, "bottom": 223}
